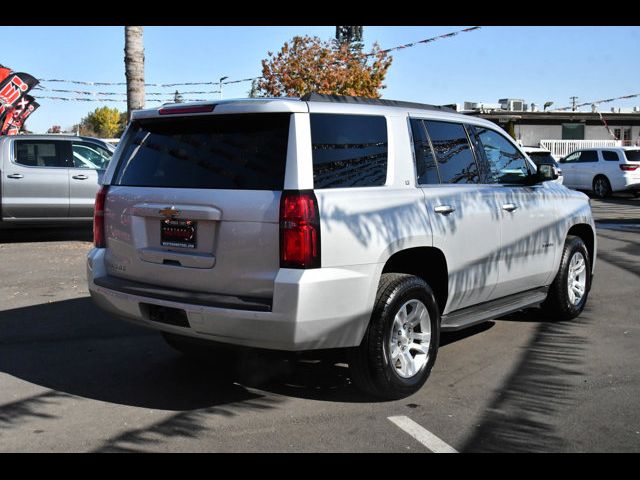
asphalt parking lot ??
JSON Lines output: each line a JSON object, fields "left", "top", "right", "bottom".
{"left": 0, "top": 195, "right": 639, "bottom": 452}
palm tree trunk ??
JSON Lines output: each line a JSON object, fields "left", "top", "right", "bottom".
{"left": 124, "top": 26, "right": 145, "bottom": 121}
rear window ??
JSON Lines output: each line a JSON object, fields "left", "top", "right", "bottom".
{"left": 112, "top": 113, "right": 290, "bottom": 190}
{"left": 624, "top": 150, "right": 640, "bottom": 162}
{"left": 310, "top": 114, "right": 387, "bottom": 189}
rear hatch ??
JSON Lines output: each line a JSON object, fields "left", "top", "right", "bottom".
{"left": 102, "top": 112, "right": 291, "bottom": 303}
{"left": 622, "top": 149, "right": 640, "bottom": 180}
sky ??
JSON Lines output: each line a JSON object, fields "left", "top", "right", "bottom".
{"left": 2, "top": 25, "right": 639, "bottom": 134}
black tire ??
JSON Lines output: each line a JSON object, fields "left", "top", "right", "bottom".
{"left": 541, "top": 236, "right": 591, "bottom": 321}
{"left": 592, "top": 175, "right": 612, "bottom": 199}
{"left": 348, "top": 273, "right": 440, "bottom": 400}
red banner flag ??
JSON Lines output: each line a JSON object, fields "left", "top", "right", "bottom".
{"left": 1, "top": 94, "right": 39, "bottom": 135}
{"left": 0, "top": 72, "right": 39, "bottom": 126}
{"left": 0, "top": 65, "right": 11, "bottom": 83}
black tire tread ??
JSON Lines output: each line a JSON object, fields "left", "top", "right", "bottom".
{"left": 542, "top": 235, "right": 591, "bottom": 321}
{"left": 348, "top": 273, "right": 439, "bottom": 399}
{"left": 592, "top": 175, "right": 612, "bottom": 199}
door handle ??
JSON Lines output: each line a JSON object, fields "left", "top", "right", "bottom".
{"left": 502, "top": 203, "right": 518, "bottom": 212}
{"left": 434, "top": 205, "right": 456, "bottom": 215}
{"left": 72, "top": 174, "right": 89, "bottom": 180}
{"left": 7, "top": 173, "right": 23, "bottom": 179}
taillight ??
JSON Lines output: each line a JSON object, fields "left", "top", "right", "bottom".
{"left": 280, "top": 190, "right": 321, "bottom": 269}
{"left": 93, "top": 186, "right": 108, "bottom": 248}
{"left": 620, "top": 164, "right": 639, "bottom": 171}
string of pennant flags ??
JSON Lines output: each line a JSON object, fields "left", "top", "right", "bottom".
{"left": 34, "top": 86, "right": 222, "bottom": 97}
{"left": 554, "top": 93, "right": 640, "bottom": 111}
{"left": 35, "top": 95, "right": 211, "bottom": 103}
{"left": 35, "top": 77, "right": 258, "bottom": 88}
{"left": 32, "top": 26, "right": 483, "bottom": 101}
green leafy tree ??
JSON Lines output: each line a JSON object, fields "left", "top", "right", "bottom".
{"left": 257, "top": 35, "right": 392, "bottom": 98}
{"left": 80, "top": 106, "right": 122, "bottom": 138}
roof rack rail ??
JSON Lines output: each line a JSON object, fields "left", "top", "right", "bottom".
{"left": 300, "top": 92, "right": 456, "bottom": 113}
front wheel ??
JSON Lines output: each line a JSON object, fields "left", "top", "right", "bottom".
{"left": 542, "top": 236, "right": 591, "bottom": 321}
{"left": 348, "top": 274, "right": 440, "bottom": 400}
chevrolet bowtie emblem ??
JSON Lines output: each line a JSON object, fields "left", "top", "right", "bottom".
{"left": 159, "top": 207, "right": 180, "bottom": 218}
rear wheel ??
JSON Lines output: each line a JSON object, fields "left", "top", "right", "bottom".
{"left": 348, "top": 273, "right": 440, "bottom": 400}
{"left": 542, "top": 236, "right": 591, "bottom": 321}
{"left": 592, "top": 175, "right": 612, "bottom": 199}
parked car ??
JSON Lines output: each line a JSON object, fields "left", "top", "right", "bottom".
{"left": 0, "top": 135, "right": 114, "bottom": 226}
{"left": 522, "top": 146, "right": 563, "bottom": 184}
{"left": 87, "top": 94, "right": 596, "bottom": 399}
{"left": 558, "top": 147, "right": 640, "bottom": 198}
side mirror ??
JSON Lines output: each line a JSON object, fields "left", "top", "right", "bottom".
{"left": 537, "top": 163, "right": 559, "bottom": 182}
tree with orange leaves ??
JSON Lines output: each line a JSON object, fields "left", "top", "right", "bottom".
{"left": 257, "top": 35, "right": 393, "bottom": 99}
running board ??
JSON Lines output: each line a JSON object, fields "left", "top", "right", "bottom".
{"left": 440, "top": 287, "right": 548, "bottom": 332}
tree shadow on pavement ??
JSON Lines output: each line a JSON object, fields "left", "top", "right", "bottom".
{"left": 0, "top": 297, "right": 278, "bottom": 413}
{"left": 461, "top": 307, "right": 591, "bottom": 452}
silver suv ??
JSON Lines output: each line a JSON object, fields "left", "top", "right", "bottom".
{"left": 87, "top": 94, "right": 596, "bottom": 399}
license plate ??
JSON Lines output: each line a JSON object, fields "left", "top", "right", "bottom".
{"left": 161, "top": 219, "right": 197, "bottom": 249}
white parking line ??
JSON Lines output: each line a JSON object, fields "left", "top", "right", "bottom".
{"left": 388, "top": 416, "right": 458, "bottom": 453}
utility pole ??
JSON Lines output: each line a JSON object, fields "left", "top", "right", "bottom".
{"left": 336, "top": 26, "right": 363, "bottom": 44}
{"left": 124, "top": 26, "right": 145, "bottom": 121}
{"left": 570, "top": 96, "right": 579, "bottom": 112}
{"left": 219, "top": 76, "right": 228, "bottom": 100}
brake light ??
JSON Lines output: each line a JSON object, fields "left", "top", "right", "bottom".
{"left": 280, "top": 190, "right": 321, "bottom": 269}
{"left": 620, "top": 164, "right": 639, "bottom": 171}
{"left": 158, "top": 104, "right": 215, "bottom": 115}
{"left": 93, "top": 186, "right": 108, "bottom": 248}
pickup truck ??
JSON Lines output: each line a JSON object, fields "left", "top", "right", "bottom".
{"left": 0, "top": 134, "right": 113, "bottom": 226}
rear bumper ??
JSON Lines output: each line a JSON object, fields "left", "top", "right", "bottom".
{"left": 87, "top": 248, "right": 380, "bottom": 351}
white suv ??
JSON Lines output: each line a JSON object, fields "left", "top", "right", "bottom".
{"left": 559, "top": 147, "right": 640, "bottom": 198}
{"left": 87, "top": 94, "right": 596, "bottom": 399}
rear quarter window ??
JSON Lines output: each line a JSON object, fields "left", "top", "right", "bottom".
{"left": 310, "top": 114, "right": 388, "bottom": 189}
{"left": 112, "top": 113, "right": 291, "bottom": 190}
{"left": 602, "top": 150, "right": 620, "bottom": 162}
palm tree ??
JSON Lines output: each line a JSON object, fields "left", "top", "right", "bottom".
{"left": 124, "top": 26, "right": 145, "bottom": 121}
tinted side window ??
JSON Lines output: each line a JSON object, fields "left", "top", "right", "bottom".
{"left": 579, "top": 151, "right": 598, "bottom": 163}
{"left": 310, "top": 114, "right": 387, "bottom": 188}
{"left": 113, "top": 114, "right": 290, "bottom": 190}
{"left": 602, "top": 150, "right": 620, "bottom": 162}
{"left": 562, "top": 151, "right": 581, "bottom": 163}
{"left": 14, "top": 141, "right": 66, "bottom": 168}
{"left": 72, "top": 142, "right": 113, "bottom": 169}
{"left": 410, "top": 119, "right": 439, "bottom": 185}
{"left": 475, "top": 127, "right": 531, "bottom": 184}
{"left": 423, "top": 121, "right": 478, "bottom": 184}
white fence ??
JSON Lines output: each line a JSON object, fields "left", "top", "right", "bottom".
{"left": 539, "top": 139, "right": 622, "bottom": 159}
